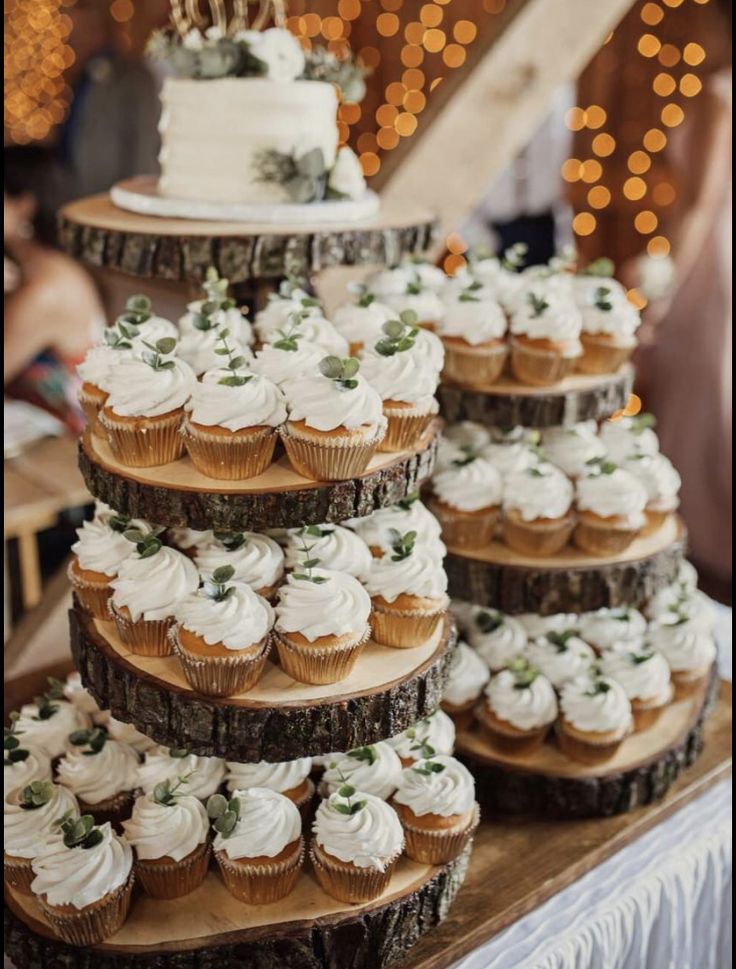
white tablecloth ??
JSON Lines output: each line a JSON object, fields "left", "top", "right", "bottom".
{"left": 452, "top": 606, "right": 733, "bottom": 969}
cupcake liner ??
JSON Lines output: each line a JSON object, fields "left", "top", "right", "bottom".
{"left": 504, "top": 512, "right": 575, "bottom": 557}
{"left": 181, "top": 419, "right": 277, "bottom": 480}
{"left": 671, "top": 668, "right": 711, "bottom": 699}
{"left": 442, "top": 340, "right": 508, "bottom": 386}
{"left": 475, "top": 703, "right": 551, "bottom": 755}
{"left": 99, "top": 409, "right": 185, "bottom": 468}
{"left": 379, "top": 406, "right": 436, "bottom": 454}
{"left": 4, "top": 853, "right": 34, "bottom": 896}
{"left": 78, "top": 386, "right": 108, "bottom": 439}
{"left": 135, "top": 840, "right": 211, "bottom": 899}
{"left": 370, "top": 601, "right": 448, "bottom": 648}
{"left": 215, "top": 838, "right": 304, "bottom": 904}
{"left": 274, "top": 627, "right": 370, "bottom": 685}
{"left": 310, "top": 843, "right": 399, "bottom": 904}
{"left": 573, "top": 517, "right": 641, "bottom": 557}
{"left": 510, "top": 337, "right": 580, "bottom": 387}
{"left": 38, "top": 871, "right": 134, "bottom": 946}
{"left": 172, "top": 628, "right": 271, "bottom": 697}
{"left": 109, "top": 601, "right": 174, "bottom": 657}
{"left": 577, "top": 335, "right": 634, "bottom": 375}
{"left": 555, "top": 722, "right": 629, "bottom": 765}
{"left": 427, "top": 499, "right": 499, "bottom": 550}
{"left": 280, "top": 425, "right": 385, "bottom": 482}
{"left": 400, "top": 803, "right": 480, "bottom": 865}
{"left": 78, "top": 790, "right": 134, "bottom": 829}
{"left": 67, "top": 561, "right": 112, "bottom": 621}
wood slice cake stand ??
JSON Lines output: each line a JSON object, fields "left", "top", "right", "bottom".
{"left": 4, "top": 844, "right": 471, "bottom": 969}
{"left": 71, "top": 607, "right": 457, "bottom": 762}
{"left": 437, "top": 367, "right": 635, "bottom": 428}
{"left": 79, "top": 424, "right": 439, "bottom": 531}
{"left": 445, "top": 515, "right": 686, "bottom": 615}
{"left": 456, "top": 666, "right": 718, "bottom": 819}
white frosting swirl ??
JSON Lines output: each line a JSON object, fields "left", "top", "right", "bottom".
{"left": 104, "top": 356, "right": 196, "bottom": 418}
{"left": 284, "top": 525, "right": 372, "bottom": 581}
{"left": 526, "top": 635, "right": 596, "bottom": 687}
{"left": 313, "top": 791, "right": 404, "bottom": 870}
{"left": 224, "top": 758, "right": 312, "bottom": 795}
{"left": 465, "top": 610, "right": 528, "bottom": 671}
{"left": 252, "top": 341, "right": 326, "bottom": 387}
{"left": 254, "top": 290, "right": 323, "bottom": 339}
{"left": 4, "top": 745, "right": 52, "bottom": 799}
{"left": 62, "top": 672, "right": 102, "bottom": 719}
{"left": 578, "top": 607, "right": 647, "bottom": 650}
{"left": 365, "top": 547, "right": 448, "bottom": 602}
{"left": 133, "top": 315, "right": 180, "bottom": 348}
{"left": 57, "top": 738, "right": 139, "bottom": 804}
{"left": 332, "top": 299, "right": 394, "bottom": 345}
{"left": 31, "top": 822, "right": 132, "bottom": 909}
{"left": 122, "top": 791, "right": 208, "bottom": 861}
{"left": 283, "top": 372, "right": 385, "bottom": 432}
{"left": 213, "top": 788, "right": 302, "bottom": 859}
{"left": 485, "top": 669, "right": 558, "bottom": 730}
{"left": 516, "top": 613, "right": 578, "bottom": 639}
{"left": 263, "top": 315, "right": 349, "bottom": 357}
{"left": 503, "top": 463, "right": 573, "bottom": 521}
{"left": 559, "top": 675, "right": 633, "bottom": 733}
{"left": 168, "top": 527, "right": 214, "bottom": 551}
{"left": 77, "top": 345, "right": 131, "bottom": 390}
{"left": 456, "top": 258, "right": 524, "bottom": 309}
{"left": 176, "top": 582, "right": 273, "bottom": 651}
{"left": 106, "top": 718, "right": 157, "bottom": 754}
{"left": 178, "top": 328, "right": 254, "bottom": 377}
{"left": 482, "top": 440, "right": 540, "bottom": 479}
{"left": 622, "top": 452, "right": 681, "bottom": 503}
{"left": 111, "top": 546, "right": 199, "bottom": 622}
{"left": 4, "top": 784, "right": 79, "bottom": 859}
{"left": 600, "top": 643, "right": 672, "bottom": 700}
{"left": 384, "top": 289, "right": 444, "bottom": 325}
{"left": 408, "top": 261, "right": 447, "bottom": 291}
{"left": 574, "top": 276, "right": 640, "bottom": 338}
{"left": 648, "top": 622, "right": 717, "bottom": 672}
{"left": 275, "top": 568, "right": 371, "bottom": 642}
{"left": 346, "top": 499, "right": 443, "bottom": 552}
{"left": 195, "top": 532, "right": 284, "bottom": 591}
{"left": 72, "top": 517, "right": 135, "bottom": 576}
{"left": 510, "top": 282, "right": 582, "bottom": 346}
{"left": 359, "top": 348, "right": 439, "bottom": 405}
{"left": 386, "top": 710, "right": 456, "bottom": 761}
{"left": 442, "top": 421, "right": 491, "bottom": 456}
{"left": 14, "top": 701, "right": 89, "bottom": 760}
{"left": 393, "top": 754, "right": 475, "bottom": 817}
{"left": 187, "top": 368, "right": 286, "bottom": 430}
{"left": 433, "top": 457, "right": 503, "bottom": 513}
{"left": 443, "top": 641, "right": 490, "bottom": 705}
{"left": 646, "top": 587, "right": 715, "bottom": 634}
{"left": 137, "top": 746, "right": 226, "bottom": 801}
{"left": 541, "top": 423, "right": 606, "bottom": 478}
{"left": 179, "top": 302, "right": 253, "bottom": 344}
{"left": 440, "top": 288, "right": 507, "bottom": 344}
{"left": 321, "top": 743, "right": 403, "bottom": 801}
{"left": 576, "top": 466, "right": 647, "bottom": 520}
{"left": 599, "top": 417, "right": 660, "bottom": 463}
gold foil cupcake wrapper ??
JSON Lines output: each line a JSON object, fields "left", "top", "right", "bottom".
{"left": 442, "top": 341, "right": 508, "bottom": 386}
{"left": 401, "top": 802, "right": 480, "bottom": 865}
{"left": 38, "top": 870, "right": 134, "bottom": 946}
{"left": 109, "top": 601, "right": 174, "bottom": 657}
{"left": 428, "top": 500, "right": 499, "bottom": 550}
{"left": 215, "top": 838, "right": 304, "bottom": 904}
{"left": 379, "top": 407, "right": 436, "bottom": 454}
{"left": 572, "top": 518, "right": 640, "bottom": 557}
{"left": 310, "top": 843, "right": 400, "bottom": 904}
{"left": 135, "top": 840, "right": 211, "bottom": 899}
{"left": 78, "top": 390, "right": 107, "bottom": 439}
{"left": 509, "top": 337, "right": 580, "bottom": 387}
{"left": 504, "top": 512, "right": 575, "bottom": 557}
{"left": 99, "top": 409, "right": 185, "bottom": 468}
{"left": 67, "top": 561, "right": 112, "bottom": 621}
{"left": 172, "top": 627, "right": 271, "bottom": 697}
{"left": 3, "top": 853, "right": 35, "bottom": 896}
{"left": 371, "top": 601, "right": 448, "bottom": 648}
{"left": 279, "top": 425, "right": 384, "bottom": 481}
{"left": 274, "top": 626, "right": 370, "bottom": 685}
{"left": 577, "top": 334, "right": 634, "bottom": 375}
{"left": 181, "top": 419, "right": 277, "bottom": 480}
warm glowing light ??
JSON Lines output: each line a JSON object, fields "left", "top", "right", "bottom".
{"left": 429, "top": 77, "right": 444, "bottom": 92}
{"left": 592, "top": 133, "right": 616, "bottom": 156}
{"left": 405, "top": 22, "right": 426, "bottom": 44}
{"left": 628, "top": 151, "right": 651, "bottom": 174}
{"left": 580, "top": 159, "right": 603, "bottom": 183}
{"left": 358, "top": 46, "right": 381, "bottom": 69}
{"left": 423, "top": 28, "right": 446, "bottom": 53}
{"left": 377, "top": 12, "right": 400, "bottom": 36}
{"left": 652, "top": 72, "right": 676, "bottom": 96}
{"left": 443, "top": 45, "right": 466, "bottom": 68}
{"left": 401, "top": 45, "right": 424, "bottom": 67}
{"left": 321, "top": 17, "right": 344, "bottom": 40}
{"left": 588, "top": 186, "right": 611, "bottom": 209}
{"left": 420, "top": 4, "right": 443, "bottom": 27}
{"left": 647, "top": 236, "right": 671, "bottom": 257}
{"left": 454, "top": 20, "right": 477, "bottom": 43}
{"left": 443, "top": 253, "right": 467, "bottom": 275}
{"left": 627, "top": 290, "right": 648, "bottom": 311}
{"left": 483, "top": 0, "right": 506, "bottom": 11}
{"left": 683, "top": 42, "right": 706, "bottom": 66}
{"left": 403, "top": 68, "right": 425, "bottom": 90}
{"left": 623, "top": 393, "right": 643, "bottom": 416}
{"left": 643, "top": 128, "right": 667, "bottom": 152}
{"left": 585, "top": 105, "right": 607, "bottom": 129}
{"left": 385, "top": 82, "right": 407, "bottom": 105}
{"left": 652, "top": 181, "right": 677, "bottom": 205}
{"left": 376, "top": 104, "right": 398, "bottom": 126}
{"left": 638, "top": 34, "right": 661, "bottom": 57}
{"left": 661, "top": 103, "right": 685, "bottom": 127}
{"left": 624, "top": 177, "right": 647, "bottom": 200}
{"left": 561, "top": 158, "right": 583, "bottom": 182}
{"left": 566, "top": 107, "right": 587, "bottom": 131}
{"left": 446, "top": 232, "right": 467, "bottom": 254}
{"left": 658, "top": 44, "right": 681, "bottom": 67}
{"left": 360, "top": 152, "right": 381, "bottom": 176}
{"left": 395, "top": 112, "right": 418, "bottom": 136}
{"left": 641, "top": 2, "right": 664, "bottom": 24}
{"left": 661, "top": 0, "right": 684, "bottom": 7}
{"left": 338, "top": 0, "right": 362, "bottom": 20}
{"left": 300, "top": 13, "right": 322, "bottom": 37}
{"left": 634, "top": 210, "right": 658, "bottom": 234}
{"left": 110, "top": 0, "right": 134, "bottom": 23}
{"left": 339, "top": 102, "right": 361, "bottom": 124}
{"left": 680, "top": 73, "right": 703, "bottom": 97}
{"left": 403, "top": 89, "right": 426, "bottom": 112}
{"left": 377, "top": 127, "right": 400, "bottom": 149}
{"left": 357, "top": 132, "right": 378, "bottom": 153}
{"left": 572, "top": 212, "right": 597, "bottom": 236}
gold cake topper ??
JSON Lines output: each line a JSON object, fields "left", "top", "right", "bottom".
{"left": 169, "top": 0, "right": 288, "bottom": 36}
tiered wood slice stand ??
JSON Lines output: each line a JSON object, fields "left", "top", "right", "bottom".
{"left": 437, "top": 368, "right": 718, "bottom": 817}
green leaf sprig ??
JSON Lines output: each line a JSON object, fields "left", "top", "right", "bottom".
{"left": 4, "top": 713, "right": 29, "bottom": 767}
{"left": 527, "top": 292, "right": 549, "bottom": 317}
{"left": 451, "top": 444, "right": 480, "bottom": 468}
{"left": 332, "top": 782, "right": 367, "bottom": 816}
{"left": 389, "top": 528, "right": 417, "bottom": 561}
{"left": 319, "top": 355, "right": 361, "bottom": 391}
{"left": 508, "top": 657, "right": 540, "bottom": 689}
{"left": 69, "top": 726, "right": 108, "bottom": 755}
{"left": 585, "top": 677, "right": 612, "bottom": 696}
{"left": 213, "top": 531, "right": 247, "bottom": 552}
{"left": 31, "top": 688, "right": 60, "bottom": 722}
{"left": 153, "top": 774, "right": 192, "bottom": 806}
{"left": 584, "top": 456, "right": 618, "bottom": 476}
{"left": 202, "top": 267, "right": 236, "bottom": 310}
{"left": 412, "top": 758, "right": 446, "bottom": 777}
{"left": 458, "top": 284, "right": 482, "bottom": 303}
{"left": 594, "top": 286, "right": 614, "bottom": 312}
{"left": 141, "top": 337, "right": 177, "bottom": 371}
{"left": 123, "top": 525, "right": 165, "bottom": 559}
{"left": 580, "top": 257, "right": 615, "bottom": 278}
{"left": 59, "top": 813, "right": 104, "bottom": 850}
{"left": 206, "top": 793, "right": 241, "bottom": 837}
{"left": 630, "top": 413, "right": 657, "bottom": 434}
{"left": 203, "top": 565, "right": 236, "bottom": 602}
{"left": 292, "top": 532, "right": 328, "bottom": 584}
{"left": 214, "top": 328, "right": 252, "bottom": 387}
{"left": 18, "top": 780, "right": 55, "bottom": 811}
{"left": 374, "top": 311, "right": 419, "bottom": 356}
{"left": 254, "top": 147, "right": 328, "bottom": 203}
{"left": 347, "top": 746, "right": 377, "bottom": 766}
{"left": 406, "top": 273, "right": 422, "bottom": 296}
{"left": 475, "top": 610, "right": 504, "bottom": 635}
{"left": 501, "top": 242, "right": 528, "bottom": 271}
{"left": 272, "top": 316, "right": 305, "bottom": 352}
{"left": 105, "top": 318, "right": 139, "bottom": 350}
{"left": 545, "top": 630, "right": 578, "bottom": 652}
{"left": 629, "top": 646, "right": 655, "bottom": 665}
{"left": 397, "top": 490, "right": 420, "bottom": 511}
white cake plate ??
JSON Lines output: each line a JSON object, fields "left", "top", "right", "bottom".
{"left": 110, "top": 176, "right": 381, "bottom": 225}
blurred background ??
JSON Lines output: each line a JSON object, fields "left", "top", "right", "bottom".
{"left": 4, "top": 0, "right": 732, "bottom": 643}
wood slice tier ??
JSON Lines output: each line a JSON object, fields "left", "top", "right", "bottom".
{"left": 79, "top": 423, "right": 439, "bottom": 531}
{"left": 445, "top": 515, "right": 686, "bottom": 615}
{"left": 4, "top": 845, "right": 471, "bottom": 969}
{"left": 456, "top": 666, "right": 718, "bottom": 819}
{"left": 437, "top": 367, "right": 635, "bottom": 428}
{"left": 57, "top": 194, "right": 437, "bottom": 284}
{"left": 71, "top": 607, "right": 457, "bottom": 762}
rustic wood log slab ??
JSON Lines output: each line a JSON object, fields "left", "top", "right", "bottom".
{"left": 437, "top": 367, "right": 635, "bottom": 428}
{"left": 78, "top": 423, "right": 440, "bottom": 531}
{"left": 455, "top": 665, "right": 718, "bottom": 818}
{"left": 57, "top": 194, "right": 438, "bottom": 284}
{"left": 71, "top": 607, "right": 458, "bottom": 762}
{"left": 4, "top": 843, "right": 471, "bottom": 969}
{"left": 445, "top": 515, "right": 686, "bottom": 615}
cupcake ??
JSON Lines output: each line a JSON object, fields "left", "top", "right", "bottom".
{"left": 56, "top": 727, "right": 139, "bottom": 826}
{"left": 365, "top": 528, "right": 448, "bottom": 642}
{"left": 177, "top": 304, "right": 253, "bottom": 377}
{"left": 76, "top": 343, "right": 130, "bottom": 437}
{"left": 61, "top": 672, "right": 106, "bottom": 724}
{"left": 439, "top": 282, "right": 508, "bottom": 385}
{"left": 167, "top": 526, "right": 214, "bottom": 557}
{"left": 4, "top": 733, "right": 52, "bottom": 800}
{"left": 386, "top": 710, "right": 456, "bottom": 767}
{"left": 599, "top": 413, "right": 659, "bottom": 464}
{"left": 441, "top": 641, "right": 491, "bottom": 730}
{"left": 224, "top": 758, "right": 314, "bottom": 815}
{"left": 331, "top": 287, "right": 394, "bottom": 355}
{"left": 106, "top": 717, "right": 157, "bottom": 755}
{"left": 465, "top": 608, "right": 528, "bottom": 672}
{"left": 346, "top": 492, "right": 445, "bottom": 558}
{"left": 578, "top": 607, "right": 648, "bottom": 653}
{"left": 274, "top": 567, "right": 372, "bottom": 684}
{"left": 30, "top": 816, "right": 133, "bottom": 945}
{"left": 311, "top": 790, "right": 404, "bottom": 903}
{"left": 251, "top": 334, "right": 326, "bottom": 387}
{"left": 359, "top": 314, "right": 440, "bottom": 452}
{"left": 320, "top": 743, "right": 403, "bottom": 801}
{"left": 99, "top": 344, "right": 196, "bottom": 468}
{"left": 182, "top": 364, "right": 286, "bottom": 480}
{"left": 137, "top": 746, "right": 226, "bottom": 802}
{"left": 13, "top": 689, "right": 90, "bottom": 760}
{"left": 4, "top": 781, "right": 79, "bottom": 895}
{"left": 573, "top": 275, "right": 640, "bottom": 373}
{"left": 503, "top": 463, "right": 575, "bottom": 556}
{"left": 648, "top": 614, "right": 717, "bottom": 697}
{"left": 429, "top": 453, "right": 503, "bottom": 549}
{"left": 392, "top": 755, "right": 479, "bottom": 864}
{"left": 509, "top": 281, "right": 582, "bottom": 385}
{"left": 262, "top": 312, "right": 349, "bottom": 358}
{"left": 109, "top": 531, "right": 199, "bottom": 656}
{"left": 368, "top": 263, "right": 445, "bottom": 331}
{"left": 67, "top": 510, "right": 138, "bottom": 620}
{"left": 526, "top": 631, "right": 596, "bottom": 688}
{"left": 541, "top": 422, "right": 606, "bottom": 479}
{"left": 646, "top": 585, "right": 716, "bottom": 635}
{"left": 476, "top": 660, "right": 558, "bottom": 755}
{"left": 437, "top": 422, "right": 492, "bottom": 469}
{"left": 557, "top": 674, "right": 633, "bottom": 764}
{"left": 280, "top": 356, "right": 386, "bottom": 481}
{"left": 622, "top": 452, "right": 681, "bottom": 534}
{"left": 284, "top": 524, "right": 372, "bottom": 581}
{"left": 173, "top": 570, "right": 274, "bottom": 697}
{"left": 574, "top": 460, "right": 647, "bottom": 556}
{"left": 209, "top": 788, "right": 304, "bottom": 903}
{"left": 254, "top": 286, "right": 324, "bottom": 342}
{"left": 600, "top": 642, "right": 673, "bottom": 729}
{"left": 482, "top": 428, "right": 541, "bottom": 479}
{"left": 195, "top": 530, "right": 284, "bottom": 600}
{"left": 455, "top": 246, "right": 525, "bottom": 309}
{"left": 179, "top": 269, "right": 253, "bottom": 350}
{"left": 122, "top": 781, "right": 210, "bottom": 898}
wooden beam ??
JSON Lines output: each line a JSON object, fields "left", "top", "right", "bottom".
{"left": 379, "top": 0, "right": 636, "bottom": 246}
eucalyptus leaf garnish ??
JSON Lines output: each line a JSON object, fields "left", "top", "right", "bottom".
{"left": 508, "top": 657, "right": 540, "bottom": 689}
{"left": 405, "top": 273, "right": 422, "bottom": 296}
{"left": 458, "top": 286, "right": 482, "bottom": 303}
{"left": 397, "top": 490, "right": 420, "bottom": 511}
{"left": 203, "top": 565, "right": 236, "bottom": 602}
{"left": 31, "top": 690, "right": 60, "bottom": 722}
{"left": 501, "top": 242, "right": 528, "bottom": 271}
{"left": 215, "top": 328, "right": 253, "bottom": 386}
{"left": 18, "top": 780, "right": 55, "bottom": 810}
{"left": 4, "top": 715, "right": 29, "bottom": 767}
{"left": 213, "top": 531, "right": 247, "bottom": 552}
{"left": 45, "top": 677, "right": 65, "bottom": 701}
{"left": 153, "top": 774, "right": 192, "bottom": 806}
{"left": 141, "top": 337, "right": 177, "bottom": 372}
{"left": 302, "top": 524, "right": 334, "bottom": 539}
{"left": 585, "top": 678, "right": 612, "bottom": 696}
{"left": 452, "top": 444, "right": 479, "bottom": 468}
{"left": 594, "top": 286, "right": 614, "bottom": 312}
{"left": 69, "top": 726, "right": 108, "bottom": 755}
{"left": 374, "top": 312, "right": 419, "bottom": 356}
{"left": 292, "top": 533, "right": 328, "bottom": 584}
{"left": 545, "top": 630, "right": 578, "bottom": 652}
{"left": 59, "top": 813, "right": 104, "bottom": 850}
{"left": 169, "top": 747, "right": 190, "bottom": 758}
{"left": 347, "top": 746, "right": 377, "bottom": 766}
{"left": 254, "top": 147, "right": 328, "bottom": 203}
{"left": 123, "top": 527, "right": 165, "bottom": 559}
{"left": 319, "top": 355, "right": 361, "bottom": 391}
{"left": 357, "top": 290, "right": 375, "bottom": 308}
{"left": 272, "top": 318, "right": 303, "bottom": 352}
{"left": 475, "top": 610, "right": 504, "bottom": 635}
{"left": 584, "top": 456, "right": 618, "bottom": 476}
{"left": 389, "top": 529, "right": 416, "bottom": 562}
{"left": 202, "top": 267, "right": 236, "bottom": 311}
{"left": 412, "top": 759, "right": 445, "bottom": 777}
{"left": 206, "top": 793, "right": 241, "bottom": 837}
{"left": 629, "top": 648, "right": 655, "bottom": 665}
{"left": 630, "top": 413, "right": 657, "bottom": 433}
{"left": 409, "top": 739, "right": 436, "bottom": 760}
{"left": 526, "top": 292, "right": 549, "bottom": 317}
{"left": 580, "top": 257, "right": 615, "bottom": 278}
{"left": 332, "top": 780, "right": 367, "bottom": 816}
{"left": 108, "top": 513, "right": 133, "bottom": 533}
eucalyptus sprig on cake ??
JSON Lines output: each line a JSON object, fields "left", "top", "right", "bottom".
{"left": 255, "top": 144, "right": 367, "bottom": 204}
